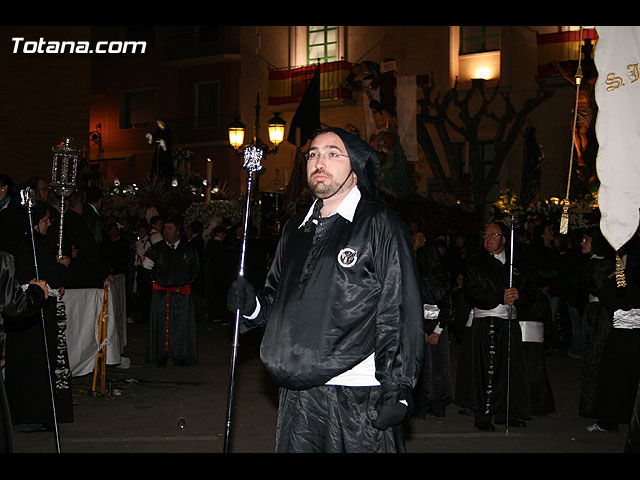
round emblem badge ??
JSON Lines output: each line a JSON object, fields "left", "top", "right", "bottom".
{"left": 338, "top": 247, "right": 358, "bottom": 268}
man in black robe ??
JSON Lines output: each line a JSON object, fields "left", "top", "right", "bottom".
{"left": 464, "top": 222, "right": 535, "bottom": 431}
{"left": 228, "top": 127, "right": 424, "bottom": 453}
{"left": 186, "top": 221, "right": 205, "bottom": 322}
{"left": 5, "top": 202, "right": 74, "bottom": 432}
{"left": 65, "top": 191, "right": 112, "bottom": 289}
{"left": 0, "top": 173, "right": 26, "bottom": 257}
{"left": 143, "top": 217, "right": 199, "bottom": 367}
{"left": 413, "top": 238, "right": 454, "bottom": 418}
{"left": 205, "top": 225, "right": 232, "bottom": 323}
{"left": 82, "top": 186, "right": 103, "bottom": 247}
{"left": 0, "top": 250, "right": 48, "bottom": 452}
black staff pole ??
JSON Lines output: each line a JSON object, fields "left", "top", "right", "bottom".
{"left": 505, "top": 214, "right": 515, "bottom": 436}
{"left": 223, "top": 145, "right": 264, "bottom": 453}
{"left": 20, "top": 187, "right": 61, "bottom": 453}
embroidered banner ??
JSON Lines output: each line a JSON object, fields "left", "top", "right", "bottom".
{"left": 595, "top": 26, "right": 640, "bottom": 251}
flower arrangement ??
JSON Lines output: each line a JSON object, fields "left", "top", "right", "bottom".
{"left": 101, "top": 171, "right": 211, "bottom": 219}
{"left": 491, "top": 188, "right": 599, "bottom": 232}
{"left": 184, "top": 199, "right": 243, "bottom": 227}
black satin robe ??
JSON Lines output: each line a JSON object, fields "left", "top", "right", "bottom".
{"left": 464, "top": 246, "right": 536, "bottom": 420}
{"left": 4, "top": 233, "right": 74, "bottom": 426}
{"left": 243, "top": 193, "right": 424, "bottom": 397}
{"left": 145, "top": 240, "right": 200, "bottom": 365}
{"left": 579, "top": 255, "right": 615, "bottom": 418}
{"left": 1, "top": 251, "right": 46, "bottom": 452}
{"left": 413, "top": 242, "right": 454, "bottom": 417}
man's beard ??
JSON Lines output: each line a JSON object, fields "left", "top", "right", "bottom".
{"left": 308, "top": 169, "right": 351, "bottom": 199}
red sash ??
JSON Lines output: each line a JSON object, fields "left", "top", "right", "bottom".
{"left": 152, "top": 282, "right": 190, "bottom": 354}
{"left": 152, "top": 283, "right": 191, "bottom": 295}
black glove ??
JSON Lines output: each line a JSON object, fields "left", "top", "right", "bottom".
{"left": 227, "top": 277, "right": 257, "bottom": 316}
{"left": 372, "top": 384, "right": 413, "bottom": 430}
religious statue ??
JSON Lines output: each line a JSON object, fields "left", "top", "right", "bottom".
{"left": 146, "top": 117, "right": 174, "bottom": 179}
{"left": 368, "top": 100, "right": 412, "bottom": 196}
{"left": 553, "top": 54, "right": 599, "bottom": 188}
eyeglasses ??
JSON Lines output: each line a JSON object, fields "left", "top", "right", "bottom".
{"left": 482, "top": 233, "right": 503, "bottom": 239}
{"left": 304, "top": 151, "right": 349, "bottom": 161}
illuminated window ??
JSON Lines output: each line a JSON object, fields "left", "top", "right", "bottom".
{"left": 561, "top": 26, "right": 595, "bottom": 32}
{"left": 307, "top": 26, "right": 338, "bottom": 64}
{"left": 460, "top": 26, "right": 500, "bottom": 55}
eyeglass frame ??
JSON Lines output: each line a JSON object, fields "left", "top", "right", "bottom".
{"left": 481, "top": 232, "right": 503, "bottom": 239}
{"left": 304, "top": 151, "right": 350, "bottom": 161}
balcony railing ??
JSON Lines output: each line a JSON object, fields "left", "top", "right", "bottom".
{"left": 268, "top": 60, "right": 353, "bottom": 105}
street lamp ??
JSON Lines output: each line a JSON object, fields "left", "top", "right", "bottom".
{"left": 228, "top": 93, "right": 286, "bottom": 155}
{"left": 267, "top": 112, "right": 286, "bottom": 147}
{"left": 228, "top": 116, "right": 246, "bottom": 151}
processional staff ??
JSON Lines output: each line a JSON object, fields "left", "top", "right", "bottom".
{"left": 505, "top": 214, "right": 515, "bottom": 436}
{"left": 51, "top": 137, "right": 80, "bottom": 258}
{"left": 223, "top": 144, "right": 264, "bottom": 453}
{"left": 19, "top": 187, "right": 61, "bottom": 453}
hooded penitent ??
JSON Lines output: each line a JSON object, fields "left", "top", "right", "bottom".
{"left": 316, "top": 127, "right": 380, "bottom": 199}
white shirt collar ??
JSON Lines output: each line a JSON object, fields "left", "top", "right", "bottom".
{"left": 299, "top": 185, "right": 361, "bottom": 229}
{"left": 492, "top": 250, "right": 506, "bottom": 264}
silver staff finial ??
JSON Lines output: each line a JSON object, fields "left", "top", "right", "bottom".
{"left": 20, "top": 186, "right": 36, "bottom": 208}
{"left": 242, "top": 145, "right": 264, "bottom": 175}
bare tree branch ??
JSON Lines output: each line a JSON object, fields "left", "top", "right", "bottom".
{"left": 417, "top": 76, "right": 553, "bottom": 219}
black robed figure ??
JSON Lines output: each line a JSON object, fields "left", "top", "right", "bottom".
{"left": 464, "top": 222, "right": 537, "bottom": 431}
{"left": 4, "top": 202, "right": 74, "bottom": 431}
{"left": 147, "top": 117, "right": 174, "bottom": 179}
{"left": 227, "top": 127, "right": 424, "bottom": 453}
{"left": 0, "top": 251, "right": 48, "bottom": 452}
{"left": 143, "top": 217, "right": 199, "bottom": 366}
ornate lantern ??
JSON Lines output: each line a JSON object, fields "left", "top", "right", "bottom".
{"left": 51, "top": 137, "right": 80, "bottom": 257}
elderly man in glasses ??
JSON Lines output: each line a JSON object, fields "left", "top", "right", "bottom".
{"left": 463, "top": 222, "right": 537, "bottom": 432}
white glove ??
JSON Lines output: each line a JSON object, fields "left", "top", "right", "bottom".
{"left": 145, "top": 132, "right": 153, "bottom": 144}
{"left": 142, "top": 257, "right": 155, "bottom": 270}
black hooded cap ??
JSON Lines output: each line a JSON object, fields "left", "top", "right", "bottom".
{"left": 316, "top": 127, "right": 380, "bottom": 198}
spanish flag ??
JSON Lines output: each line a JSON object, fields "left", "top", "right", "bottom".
{"left": 537, "top": 29, "right": 599, "bottom": 77}
{"left": 286, "top": 64, "right": 320, "bottom": 147}
{"left": 268, "top": 60, "right": 352, "bottom": 105}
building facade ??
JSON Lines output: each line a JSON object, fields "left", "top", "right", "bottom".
{"left": 2, "top": 26, "right": 594, "bottom": 216}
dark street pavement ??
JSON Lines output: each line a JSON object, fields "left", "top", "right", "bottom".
{"left": 10, "top": 319, "right": 633, "bottom": 455}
